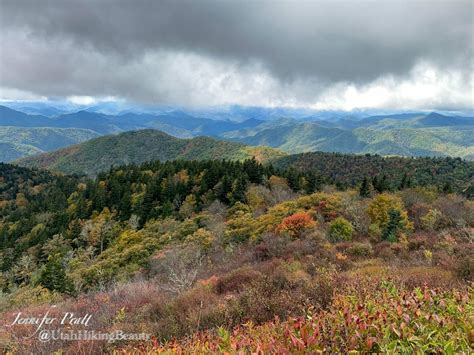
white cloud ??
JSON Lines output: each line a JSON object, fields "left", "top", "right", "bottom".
{"left": 0, "top": 87, "right": 47, "bottom": 101}
{"left": 66, "top": 96, "right": 97, "bottom": 105}
{"left": 1, "top": 29, "right": 472, "bottom": 111}
{"left": 311, "top": 62, "right": 473, "bottom": 111}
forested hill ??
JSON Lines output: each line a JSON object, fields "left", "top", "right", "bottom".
{"left": 274, "top": 152, "right": 474, "bottom": 194}
{"left": 12, "top": 129, "right": 474, "bottom": 194}
{"left": 14, "top": 129, "right": 285, "bottom": 175}
{"left": 1, "top": 156, "right": 471, "bottom": 274}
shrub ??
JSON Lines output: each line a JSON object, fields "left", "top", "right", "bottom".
{"left": 420, "top": 209, "right": 442, "bottom": 231}
{"left": 6, "top": 285, "right": 62, "bottom": 308}
{"left": 328, "top": 217, "right": 354, "bottom": 242}
{"left": 455, "top": 256, "right": 473, "bottom": 281}
{"left": 346, "top": 243, "right": 373, "bottom": 257}
{"left": 186, "top": 228, "right": 215, "bottom": 250}
{"left": 152, "top": 283, "right": 472, "bottom": 354}
{"left": 276, "top": 212, "right": 316, "bottom": 238}
{"left": 367, "top": 194, "right": 412, "bottom": 235}
{"left": 215, "top": 267, "right": 263, "bottom": 294}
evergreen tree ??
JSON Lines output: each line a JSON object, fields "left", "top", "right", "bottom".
{"left": 39, "top": 256, "right": 74, "bottom": 294}
{"left": 382, "top": 209, "right": 403, "bottom": 242}
{"left": 305, "top": 172, "right": 321, "bottom": 193}
{"left": 286, "top": 168, "right": 301, "bottom": 191}
{"left": 442, "top": 182, "right": 453, "bottom": 194}
{"left": 230, "top": 177, "right": 246, "bottom": 204}
{"left": 118, "top": 191, "right": 132, "bottom": 221}
{"left": 399, "top": 173, "right": 413, "bottom": 190}
{"left": 359, "top": 177, "right": 372, "bottom": 197}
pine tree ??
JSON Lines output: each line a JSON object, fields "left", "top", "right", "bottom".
{"left": 39, "top": 256, "right": 74, "bottom": 294}
{"left": 230, "top": 177, "right": 246, "bottom": 204}
{"left": 305, "top": 172, "right": 321, "bottom": 193}
{"left": 399, "top": 173, "right": 413, "bottom": 190}
{"left": 119, "top": 191, "right": 132, "bottom": 221}
{"left": 374, "top": 174, "right": 390, "bottom": 193}
{"left": 442, "top": 182, "right": 453, "bottom": 194}
{"left": 286, "top": 168, "right": 301, "bottom": 191}
{"left": 359, "top": 177, "right": 372, "bottom": 197}
{"left": 382, "top": 209, "right": 403, "bottom": 242}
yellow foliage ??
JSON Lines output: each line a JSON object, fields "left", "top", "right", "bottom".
{"left": 268, "top": 175, "right": 288, "bottom": 188}
{"left": 15, "top": 193, "right": 28, "bottom": 208}
{"left": 367, "top": 193, "right": 407, "bottom": 228}
{"left": 187, "top": 228, "right": 215, "bottom": 249}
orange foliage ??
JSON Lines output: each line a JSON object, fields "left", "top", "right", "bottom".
{"left": 276, "top": 212, "right": 316, "bottom": 237}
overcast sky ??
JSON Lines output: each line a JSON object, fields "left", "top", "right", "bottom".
{"left": 0, "top": 0, "right": 472, "bottom": 111}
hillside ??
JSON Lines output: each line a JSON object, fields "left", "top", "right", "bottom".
{"left": 224, "top": 118, "right": 474, "bottom": 159}
{"left": 273, "top": 151, "right": 474, "bottom": 193}
{"left": 0, "top": 160, "right": 472, "bottom": 353}
{"left": 13, "top": 129, "right": 474, "bottom": 195}
{"left": 15, "top": 129, "right": 285, "bottom": 175}
{"left": 0, "top": 126, "right": 100, "bottom": 162}
{"left": 0, "top": 142, "right": 42, "bottom": 162}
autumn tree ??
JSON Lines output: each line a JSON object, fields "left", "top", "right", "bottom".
{"left": 276, "top": 212, "right": 316, "bottom": 238}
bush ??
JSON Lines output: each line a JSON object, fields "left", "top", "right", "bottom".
{"left": 215, "top": 267, "right": 263, "bottom": 294}
{"left": 455, "top": 256, "right": 473, "bottom": 281}
{"left": 328, "top": 217, "right": 354, "bottom": 242}
{"left": 367, "top": 194, "right": 412, "bottom": 233}
{"left": 420, "top": 209, "right": 442, "bottom": 231}
{"left": 276, "top": 212, "right": 316, "bottom": 238}
{"left": 6, "top": 285, "right": 62, "bottom": 308}
{"left": 346, "top": 243, "right": 373, "bottom": 257}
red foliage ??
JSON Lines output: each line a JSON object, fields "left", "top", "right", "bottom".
{"left": 276, "top": 212, "right": 316, "bottom": 237}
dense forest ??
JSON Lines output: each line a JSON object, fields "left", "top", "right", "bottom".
{"left": 275, "top": 152, "right": 474, "bottom": 194}
{"left": 14, "top": 129, "right": 285, "bottom": 175}
{"left": 0, "top": 158, "right": 472, "bottom": 353}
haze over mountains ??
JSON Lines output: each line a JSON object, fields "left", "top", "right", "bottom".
{"left": 0, "top": 103, "right": 473, "bottom": 164}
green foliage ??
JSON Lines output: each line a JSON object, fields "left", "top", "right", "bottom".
{"left": 16, "top": 130, "right": 284, "bottom": 175}
{"left": 0, "top": 126, "right": 99, "bottom": 162}
{"left": 152, "top": 283, "right": 473, "bottom": 353}
{"left": 39, "top": 256, "right": 74, "bottom": 294}
{"left": 229, "top": 113, "right": 474, "bottom": 160}
{"left": 359, "top": 177, "right": 373, "bottom": 197}
{"left": 275, "top": 153, "right": 474, "bottom": 194}
{"left": 329, "top": 217, "right": 354, "bottom": 242}
{"left": 382, "top": 209, "right": 406, "bottom": 242}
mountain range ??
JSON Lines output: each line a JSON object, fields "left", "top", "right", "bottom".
{"left": 1, "top": 104, "right": 473, "bottom": 163}
{"left": 14, "top": 128, "right": 474, "bottom": 197}
{"left": 15, "top": 129, "right": 284, "bottom": 175}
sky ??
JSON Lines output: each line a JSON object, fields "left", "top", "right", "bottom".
{"left": 0, "top": 0, "right": 473, "bottom": 111}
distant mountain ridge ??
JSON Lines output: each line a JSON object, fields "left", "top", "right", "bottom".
{"left": 222, "top": 113, "right": 474, "bottom": 159}
{"left": 15, "top": 129, "right": 285, "bottom": 175}
{"left": 1, "top": 104, "right": 473, "bottom": 162}
{"left": 0, "top": 126, "right": 100, "bottom": 162}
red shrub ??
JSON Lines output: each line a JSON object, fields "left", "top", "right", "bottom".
{"left": 276, "top": 212, "right": 316, "bottom": 237}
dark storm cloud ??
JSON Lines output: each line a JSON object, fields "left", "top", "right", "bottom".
{"left": 0, "top": 0, "right": 472, "bottom": 107}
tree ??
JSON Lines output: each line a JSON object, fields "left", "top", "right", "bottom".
{"left": 304, "top": 172, "right": 322, "bottom": 194}
{"left": 179, "top": 194, "right": 197, "bottom": 218}
{"left": 155, "top": 246, "right": 203, "bottom": 294}
{"left": 39, "top": 255, "right": 74, "bottom": 294}
{"left": 382, "top": 209, "right": 406, "bottom": 242}
{"left": 399, "top": 173, "right": 413, "bottom": 190}
{"left": 442, "top": 182, "right": 453, "bottom": 194}
{"left": 286, "top": 168, "right": 301, "bottom": 191}
{"left": 367, "top": 193, "right": 412, "bottom": 240}
{"left": 329, "top": 217, "right": 354, "bottom": 242}
{"left": 230, "top": 177, "right": 246, "bottom": 204}
{"left": 359, "top": 177, "right": 373, "bottom": 198}
{"left": 276, "top": 212, "right": 316, "bottom": 238}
